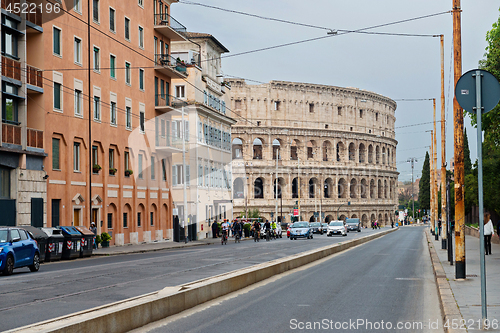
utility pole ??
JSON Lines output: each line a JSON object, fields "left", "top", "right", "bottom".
{"left": 428, "top": 129, "right": 435, "bottom": 235}
{"left": 441, "top": 34, "right": 448, "bottom": 250}
{"left": 182, "top": 106, "right": 188, "bottom": 243}
{"left": 407, "top": 158, "right": 417, "bottom": 222}
{"left": 434, "top": 99, "right": 439, "bottom": 241}
{"left": 275, "top": 146, "right": 278, "bottom": 224}
{"left": 453, "top": 0, "right": 465, "bottom": 279}
{"left": 298, "top": 157, "right": 301, "bottom": 220}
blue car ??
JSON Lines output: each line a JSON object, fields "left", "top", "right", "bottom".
{"left": 0, "top": 227, "right": 40, "bottom": 276}
{"left": 289, "top": 222, "right": 313, "bottom": 240}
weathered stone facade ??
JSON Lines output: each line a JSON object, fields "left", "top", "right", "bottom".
{"left": 228, "top": 80, "right": 398, "bottom": 227}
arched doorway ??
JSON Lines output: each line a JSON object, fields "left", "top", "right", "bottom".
{"left": 254, "top": 177, "right": 264, "bottom": 198}
{"left": 233, "top": 177, "right": 244, "bottom": 199}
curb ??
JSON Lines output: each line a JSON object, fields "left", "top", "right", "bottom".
{"left": 425, "top": 229, "right": 465, "bottom": 333}
{"left": 7, "top": 228, "right": 397, "bottom": 333}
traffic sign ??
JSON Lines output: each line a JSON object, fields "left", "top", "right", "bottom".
{"left": 455, "top": 69, "right": 500, "bottom": 114}
{"left": 293, "top": 209, "right": 298, "bottom": 216}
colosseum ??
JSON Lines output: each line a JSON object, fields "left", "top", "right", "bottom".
{"left": 228, "top": 79, "right": 399, "bottom": 227}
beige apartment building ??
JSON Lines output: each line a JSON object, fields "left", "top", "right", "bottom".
{"left": 170, "top": 32, "right": 236, "bottom": 240}
{"left": 0, "top": 0, "right": 196, "bottom": 244}
{"left": 228, "top": 80, "right": 399, "bottom": 227}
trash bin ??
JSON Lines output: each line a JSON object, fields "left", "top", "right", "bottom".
{"left": 18, "top": 226, "right": 48, "bottom": 263}
{"left": 74, "top": 226, "right": 94, "bottom": 258}
{"left": 58, "top": 226, "right": 83, "bottom": 260}
{"left": 41, "top": 227, "right": 64, "bottom": 262}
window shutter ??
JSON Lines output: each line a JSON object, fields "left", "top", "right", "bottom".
{"left": 172, "top": 165, "right": 177, "bottom": 185}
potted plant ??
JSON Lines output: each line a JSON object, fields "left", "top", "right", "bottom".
{"left": 100, "top": 232, "right": 112, "bottom": 247}
{"left": 125, "top": 169, "right": 133, "bottom": 177}
{"left": 109, "top": 167, "right": 117, "bottom": 175}
{"left": 95, "top": 234, "right": 102, "bottom": 248}
{"left": 93, "top": 164, "right": 102, "bottom": 173}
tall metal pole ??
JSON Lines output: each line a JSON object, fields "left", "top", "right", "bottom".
{"left": 453, "top": 0, "right": 466, "bottom": 279}
{"left": 275, "top": 147, "right": 278, "bottom": 224}
{"left": 429, "top": 130, "right": 435, "bottom": 235}
{"left": 474, "top": 70, "right": 487, "bottom": 321}
{"left": 441, "top": 35, "right": 448, "bottom": 249}
{"left": 87, "top": 0, "right": 92, "bottom": 228}
{"left": 298, "top": 157, "right": 301, "bottom": 220}
{"left": 434, "top": 99, "right": 439, "bottom": 241}
{"left": 182, "top": 106, "right": 188, "bottom": 243}
{"left": 447, "top": 176, "right": 453, "bottom": 265}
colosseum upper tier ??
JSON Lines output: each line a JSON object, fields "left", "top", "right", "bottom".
{"left": 228, "top": 79, "right": 399, "bottom": 227}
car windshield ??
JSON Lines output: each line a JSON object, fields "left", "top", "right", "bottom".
{"left": 0, "top": 230, "right": 8, "bottom": 242}
{"left": 310, "top": 222, "right": 320, "bottom": 227}
{"left": 322, "top": 223, "right": 327, "bottom": 227}
{"left": 292, "top": 222, "right": 309, "bottom": 228}
{"left": 329, "top": 222, "right": 344, "bottom": 226}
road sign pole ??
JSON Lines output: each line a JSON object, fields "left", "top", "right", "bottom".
{"left": 474, "top": 70, "right": 487, "bottom": 321}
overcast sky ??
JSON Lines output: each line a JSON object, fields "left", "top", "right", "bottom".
{"left": 173, "top": 0, "right": 500, "bottom": 181}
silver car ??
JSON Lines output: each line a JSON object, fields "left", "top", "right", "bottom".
{"left": 327, "top": 221, "right": 347, "bottom": 237}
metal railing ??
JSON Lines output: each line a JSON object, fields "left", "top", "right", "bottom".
{"left": 2, "top": 123, "right": 21, "bottom": 145}
{"left": 154, "top": 54, "right": 187, "bottom": 73}
{"left": 154, "top": 13, "right": 187, "bottom": 33}
{"left": 155, "top": 94, "right": 171, "bottom": 107}
{"left": 27, "top": 128, "right": 43, "bottom": 148}
{"left": 2, "top": 56, "right": 21, "bottom": 81}
{"left": 26, "top": 64, "right": 43, "bottom": 88}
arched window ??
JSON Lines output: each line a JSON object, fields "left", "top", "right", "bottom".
{"left": 359, "top": 143, "right": 366, "bottom": 163}
{"left": 253, "top": 138, "right": 263, "bottom": 159}
{"left": 232, "top": 138, "right": 243, "bottom": 159}
{"left": 254, "top": 177, "right": 264, "bottom": 198}
{"left": 233, "top": 177, "right": 244, "bottom": 199}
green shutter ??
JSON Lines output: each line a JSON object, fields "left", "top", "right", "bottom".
{"left": 52, "top": 138, "right": 60, "bottom": 170}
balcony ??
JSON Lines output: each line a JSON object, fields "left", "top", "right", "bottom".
{"left": 2, "top": 56, "right": 21, "bottom": 81}
{"left": 1, "top": 0, "right": 42, "bottom": 30}
{"left": 154, "top": 54, "right": 187, "bottom": 78}
{"left": 27, "top": 128, "right": 43, "bottom": 148}
{"left": 155, "top": 134, "right": 185, "bottom": 154}
{"left": 2, "top": 123, "right": 21, "bottom": 146}
{"left": 26, "top": 64, "right": 43, "bottom": 91}
{"left": 154, "top": 13, "right": 187, "bottom": 41}
{"left": 155, "top": 94, "right": 174, "bottom": 112}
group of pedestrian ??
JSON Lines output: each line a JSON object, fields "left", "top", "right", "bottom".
{"left": 370, "top": 220, "right": 380, "bottom": 229}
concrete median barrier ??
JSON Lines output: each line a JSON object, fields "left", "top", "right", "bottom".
{"left": 6, "top": 228, "right": 398, "bottom": 333}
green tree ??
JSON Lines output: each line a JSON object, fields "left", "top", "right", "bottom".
{"left": 464, "top": 128, "right": 473, "bottom": 176}
{"left": 419, "top": 152, "right": 430, "bottom": 212}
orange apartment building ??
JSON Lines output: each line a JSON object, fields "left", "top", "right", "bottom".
{"left": 0, "top": 0, "right": 191, "bottom": 245}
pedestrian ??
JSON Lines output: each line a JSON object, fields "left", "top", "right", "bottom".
{"left": 484, "top": 212, "right": 494, "bottom": 255}
{"left": 391, "top": 220, "right": 394, "bottom": 228}
{"left": 497, "top": 220, "right": 500, "bottom": 240}
{"left": 371, "top": 220, "right": 374, "bottom": 229}
{"left": 438, "top": 219, "right": 442, "bottom": 236}
{"left": 90, "top": 222, "right": 97, "bottom": 249}
{"left": 211, "top": 220, "right": 218, "bottom": 238}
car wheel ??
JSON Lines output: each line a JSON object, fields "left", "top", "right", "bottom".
{"left": 29, "top": 253, "right": 40, "bottom": 272}
{"left": 3, "top": 255, "right": 14, "bottom": 276}
{"left": 310, "top": 234, "right": 313, "bottom": 239}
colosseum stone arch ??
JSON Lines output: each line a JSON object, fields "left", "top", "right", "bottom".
{"left": 229, "top": 80, "right": 398, "bottom": 226}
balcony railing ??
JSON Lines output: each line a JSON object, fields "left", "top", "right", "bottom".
{"left": 155, "top": 94, "right": 171, "bottom": 108}
{"left": 1, "top": 0, "right": 19, "bottom": 11}
{"left": 26, "top": 64, "right": 43, "bottom": 88}
{"left": 1, "top": 0, "right": 41, "bottom": 26}
{"left": 27, "top": 128, "right": 43, "bottom": 148}
{"left": 156, "top": 134, "right": 184, "bottom": 151}
{"left": 154, "top": 54, "right": 187, "bottom": 73}
{"left": 154, "top": 13, "right": 187, "bottom": 33}
{"left": 2, "top": 56, "right": 21, "bottom": 81}
{"left": 2, "top": 123, "right": 21, "bottom": 145}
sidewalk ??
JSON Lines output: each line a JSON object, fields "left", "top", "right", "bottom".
{"left": 428, "top": 230, "right": 500, "bottom": 332}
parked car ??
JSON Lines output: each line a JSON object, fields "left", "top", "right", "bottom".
{"left": 345, "top": 218, "right": 361, "bottom": 232}
{"left": 327, "top": 221, "right": 347, "bottom": 237}
{"left": 321, "top": 223, "right": 328, "bottom": 234}
{"left": 309, "top": 222, "right": 323, "bottom": 234}
{"left": 0, "top": 227, "right": 41, "bottom": 276}
{"left": 289, "top": 222, "right": 313, "bottom": 240}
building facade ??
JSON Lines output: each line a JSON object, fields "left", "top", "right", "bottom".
{"left": 0, "top": 0, "right": 193, "bottom": 244}
{"left": 228, "top": 80, "right": 399, "bottom": 227}
{"left": 170, "top": 33, "right": 235, "bottom": 240}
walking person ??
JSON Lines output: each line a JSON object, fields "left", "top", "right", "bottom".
{"left": 484, "top": 212, "right": 494, "bottom": 255}
{"left": 90, "top": 222, "right": 97, "bottom": 249}
{"left": 211, "top": 220, "right": 218, "bottom": 238}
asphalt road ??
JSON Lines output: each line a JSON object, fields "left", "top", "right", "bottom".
{"left": 138, "top": 226, "right": 443, "bottom": 333}
{"left": 0, "top": 228, "right": 382, "bottom": 331}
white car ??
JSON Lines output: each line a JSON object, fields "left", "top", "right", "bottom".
{"left": 327, "top": 221, "right": 347, "bottom": 236}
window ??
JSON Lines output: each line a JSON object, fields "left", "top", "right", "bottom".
{"left": 107, "top": 213, "right": 112, "bottom": 229}
{"left": 160, "top": 80, "right": 165, "bottom": 98}
{"left": 53, "top": 83, "right": 62, "bottom": 110}
{"left": 274, "top": 101, "right": 280, "bottom": 111}
{"left": 110, "top": 54, "right": 116, "bottom": 78}
{"left": 92, "top": 145, "right": 98, "bottom": 171}
{"left": 2, "top": 20, "right": 18, "bottom": 58}
{"left": 138, "top": 154, "right": 143, "bottom": 179}
{"left": 93, "top": 47, "right": 100, "bottom": 72}
{"left": 74, "top": 37, "right": 81, "bottom": 64}
{"left": 198, "top": 164, "right": 203, "bottom": 185}
{"left": 161, "top": 158, "right": 167, "bottom": 181}
{"left": 138, "top": 26, "right": 144, "bottom": 48}
{"left": 123, "top": 212, "right": 128, "bottom": 228}
{"left": 126, "top": 106, "right": 131, "bottom": 129}
{"left": 2, "top": 83, "right": 18, "bottom": 123}
{"left": 52, "top": 138, "right": 60, "bottom": 170}
{"left": 93, "top": 96, "right": 100, "bottom": 120}
{"left": 74, "top": 0, "right": 81, "bottom": 13}
{"left": 150, "top": 212, "right": 153, "bottom": 227}
{"left": 139, "top": 111, "right": 145, "bottom": 133}
{"left": 124, "top": 17, "right": 130, "bottom": 40}
{"left": 125, "top": 62, "right": 131, "bottom": 85}
{"left": 204, "top": 166, "right": 209, "bottom": 186}
{"left": 109, "top": 148, "right": 114, "bottom": 170}
{"left": 137, "top": 212, "right": 141, "bottom": 227}
{"left": 360, "top": 109, "right": 363, "bottom": 118}
{"left": 375, "top": 112, "right": 379, "bottom": 121}
{"left": 309, "top": 103, "right": 314, "bottom": 113}
{"left": 338, "top": 106, "right": 342, "bottom": 115}
{"left": 51, "top": 27, "right": 62, "bottom": 57}
{"left": 93, "top": 0, "right": 99, "bottom": 22}
{"left": 151, "top": 156, "right": 155, "bottom": 180}
{"left": 73, "top": 142, "right": 80, "bottom": 171}
{"left": 110, "top": 101, "right": 116, "bottom": 125}
{"left": 139, "top": 0, "right": 143, "bottom": 7}
{"left": 139, "top": 69, "right": 144, "bottom": 90}
{"left": 109, "top": 8, "right": 115, "bottom": 32}
{"left": 124, "top": 151, "right": 130, "bottom": 171}
{"left": 176, "top": 85, "right": 185, "bottom": 98}
{"left": 74, "top": 89, "right": 82, "bottom": 116}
